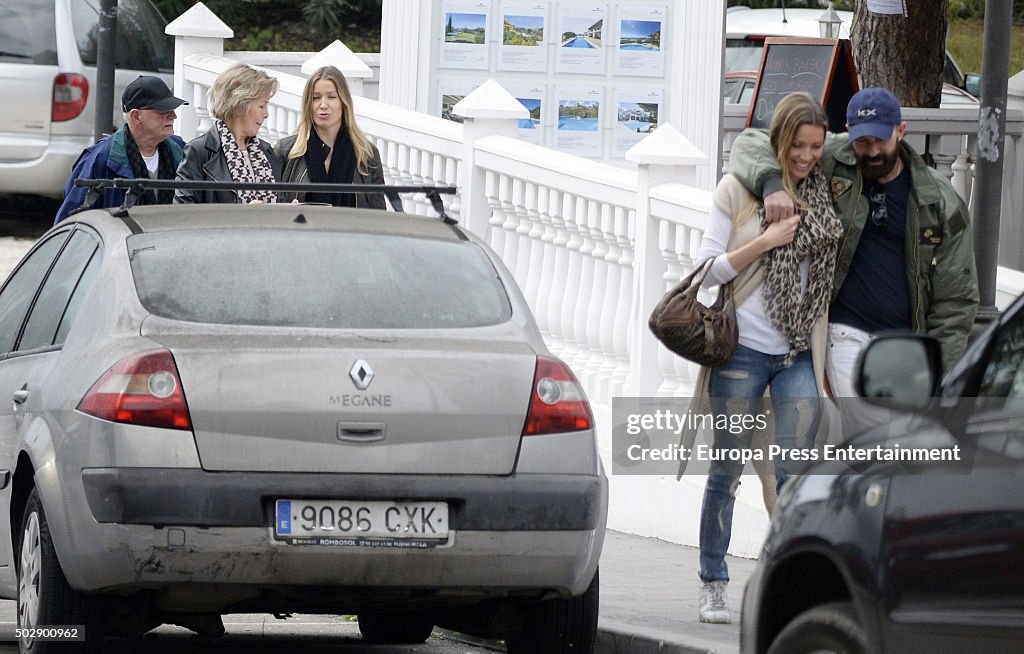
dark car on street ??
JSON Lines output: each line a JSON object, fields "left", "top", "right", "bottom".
{"left": 741, "top": 293, "right": 1024, "bottom": 654}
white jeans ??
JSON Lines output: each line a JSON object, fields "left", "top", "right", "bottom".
{"left": 827, "top": 323, "right": 892, "bottom": 437}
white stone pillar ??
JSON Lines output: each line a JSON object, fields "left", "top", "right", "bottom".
{"left": 625, "top": 125, "right": 706, "bottom": 397}
{"left": 166, "top": 2, "right": 232, "bottom": 140}
{"left": 379, "top": 0, "right": 435, "bottom": 112}
{"left": 452, "top": 80, "right": 527, "bottom": 240}
{"left": 302, "top": 40, "right": 373, "bottom": 97}
{"left": 667, "top": 0, "right": 726, "bottom": 191}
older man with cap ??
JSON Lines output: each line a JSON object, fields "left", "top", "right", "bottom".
{"left": 727, "top": 87, "right": 978, "bottom": 435}
{"left": 55, "top": 76, "right": 188, "bottom": 222}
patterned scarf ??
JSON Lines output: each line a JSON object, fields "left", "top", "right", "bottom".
{"left": 215, "top": 120, "right": 277, "bottom": 204}
{"left": 123, "top": 126, "right": 176, "bottom": 205}
{"left": 758, "top": 167, "right": 842, "bottom": 365}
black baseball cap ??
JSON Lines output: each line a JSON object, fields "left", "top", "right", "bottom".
{"left": 122, "top": 76, "right": 188, "bottom": 112}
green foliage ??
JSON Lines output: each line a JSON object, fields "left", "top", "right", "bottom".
{"left": 947, "top": 18, "right": 1024, "bottom": 76}
{"left": 149, "top": 0, "right": 383, "bottom": 52}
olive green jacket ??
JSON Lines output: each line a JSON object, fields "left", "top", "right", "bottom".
{"left": 727, "top": 129, "right": 979, "bottom": 371}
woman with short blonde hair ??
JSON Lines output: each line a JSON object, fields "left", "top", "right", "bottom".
{"left": 175, "top": 63, "right": 282, "bottom": 204}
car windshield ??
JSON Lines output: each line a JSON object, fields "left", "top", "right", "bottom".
{"left": 128, "top": 229, "right": 512, "bottom": 329}
{"left": 724, "top": 39, "right": 764, "bottom": 72}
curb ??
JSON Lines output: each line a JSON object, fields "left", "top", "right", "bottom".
{"left": 597, "top": 620, "right": 722, "bottom": 654}
{"left": 437, "top": 621, "right": 723, "bottom": 654}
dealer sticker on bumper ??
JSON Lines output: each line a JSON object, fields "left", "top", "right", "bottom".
{"left": 275, "top": 499, "right": 449, "bottom": 547}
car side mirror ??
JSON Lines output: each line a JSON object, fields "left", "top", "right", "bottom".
{"left": 965, "top": 73, "right": 981, "bottom": 98}
{"left": 855, "top": 334, "right": 941, "bottom": 411}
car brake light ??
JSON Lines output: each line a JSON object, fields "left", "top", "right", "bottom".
{"left": 52, "top": 73, "right": 89, "bottom": 122}
{"left": 77, "top": 349, "right": 192, "bottom": 430}
{"left": 522, "top": 356, "right": 593, "bottom": 436}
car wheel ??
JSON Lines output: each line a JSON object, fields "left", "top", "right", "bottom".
{"left": 357, "top": 611, "right": 434, "bottom": 644}
{"left": 766, "top": 601, "right": 869, "bottom": 654}
{"left": 18, "top": 488, "right": 105, "bottom": 653}
{"left": 506, "top": 568, "right": 599, "bottom": 654}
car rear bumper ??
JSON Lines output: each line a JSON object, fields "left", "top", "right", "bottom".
{"left": 0, "top": 135, "right": 90, "bottom": 198}
{"left": 60, "top": 468, "right": 606, "bottom": 600}
{"left": 81, "top": 468, "right": 604, "bottom": 530}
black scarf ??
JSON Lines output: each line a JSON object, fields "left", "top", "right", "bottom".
{"left": 123, "top": 125, "right": 175, "bottom": 205}
{"left": 305, "top": 127, "right": 357, "bottom": 207}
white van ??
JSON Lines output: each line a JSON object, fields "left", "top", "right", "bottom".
{"left": 0, "top": 0, "right": 173, "bottom": 198}
{"left": 725, "top": 7, "right": 978, "bottom": 95}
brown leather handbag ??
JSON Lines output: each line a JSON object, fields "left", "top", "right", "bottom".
{"left": 648, "top": 258, "right": 738, "bottom": 367}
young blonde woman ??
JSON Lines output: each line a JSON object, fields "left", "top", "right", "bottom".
{"left": 275, "top": 65, "right": 399, "bottom": 210}
{"left": 175, "top": 63, "right": 281, "bottom": 204}
{"left": 693, "top": 92, "right": 841, "bottom": 624}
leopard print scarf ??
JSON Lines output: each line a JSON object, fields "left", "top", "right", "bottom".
{"left": 759, "top": 167, "right": 842, "bottom": 365}
{"left": 215, "top": 120, "right": 277, "bottom": 204}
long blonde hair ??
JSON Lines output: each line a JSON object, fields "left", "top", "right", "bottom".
{"left": 288, "top": 66, "right": 375, "bottom": 176}
{"left": 769, "top": 92, "right": 829, "bottom": 208}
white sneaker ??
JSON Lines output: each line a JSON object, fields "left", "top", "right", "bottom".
{"left": 698, "top": 580, "right": 731, "bottom": 623}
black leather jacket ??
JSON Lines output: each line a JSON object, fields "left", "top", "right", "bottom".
{"left": 174, "top": 128, "right": 283, "bottom": 204}
{"left": 274, "top": 134, "right": 401, "bottom": 211}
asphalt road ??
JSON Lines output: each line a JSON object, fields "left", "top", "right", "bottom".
{"left": 0, "top": 607, "right": 503, "bottom": 652}
{"left": 0, "top": 194, "right": 58, "bottom": 239}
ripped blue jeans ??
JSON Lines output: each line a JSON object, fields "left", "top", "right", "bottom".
{"left": 699, "top": 344, "right": 818, "bottom": 583}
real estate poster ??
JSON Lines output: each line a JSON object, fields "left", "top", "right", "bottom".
{"left": 437, "top": 78, "right": 483, "bottom": 123}
{"left": 557, "top": 3, "right": 607, "bottom": 75}
{"left": 556, "top": 86, "right": 603, "bottom": 157}
{"left": 504, "top": 82, "right": 547, "bottom": 145}
{"left": 499, "top": 1, "right": 548, "bottom": 72}
{"left": 615, "top": 4, "right": 666, "bottom": 77}
{"left": 440, "top": 0, "right": 491, "bottom": 70}
{"left": 613, "top": 88, "right": 661, "bottom": 154}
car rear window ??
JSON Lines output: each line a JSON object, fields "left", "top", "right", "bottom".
{"left": 71, "top": 0, "right": 173, "bottom": 73}
{"left": 128, "top": 229, "right": 512, "bottom": 329}
{"left": 0, "top": 0, "right": 57, "bottom": 65}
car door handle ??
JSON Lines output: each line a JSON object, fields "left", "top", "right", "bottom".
{"left": 337, "top": 422, "right": 386, "bottom": 443}
{"left": 12, "top": 385, "right": 29, "bottom": 405}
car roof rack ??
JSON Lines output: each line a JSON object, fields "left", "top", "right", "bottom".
{"left": 73, "top": 178, "right": 459, "bottom": 225}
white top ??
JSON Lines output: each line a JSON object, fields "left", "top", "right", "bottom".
{"left": 696, "top": 202, "right": 810, "bottom": 355}
{"left": 142, "top": 151, "right": 160, "bottom": 175}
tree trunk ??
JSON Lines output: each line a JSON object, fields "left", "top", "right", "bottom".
{"left": 851, "top": 0, "right": 948, "bottom": 107}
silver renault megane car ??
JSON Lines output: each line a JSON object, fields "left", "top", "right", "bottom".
{"left": 0, "top": 201, "right": 606, "bottom": 652}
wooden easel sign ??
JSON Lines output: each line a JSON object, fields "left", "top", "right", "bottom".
{"left": 746, "top": 37, "right": 859, "bottom": 133}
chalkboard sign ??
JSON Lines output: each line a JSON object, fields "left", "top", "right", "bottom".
{"left": 746, "top": 38, "right": 859, "bottom": 134}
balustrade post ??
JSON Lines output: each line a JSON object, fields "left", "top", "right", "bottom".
{"left": 166, "top": 2, "right": 233, "bottom": 141}
{"left": 625, "top": 126, "right": 706, "bottom": 397}
{"left": 302, "top": 41, "right": 373, "bottom": 97}
{"left": 452, "top": 80, "right": 528, "bottom": 240}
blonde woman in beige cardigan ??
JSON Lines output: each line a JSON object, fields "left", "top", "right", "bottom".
{"left": 694, "top": 92, "right": 841, "bottom": 625}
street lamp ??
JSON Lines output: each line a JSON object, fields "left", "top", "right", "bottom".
{"left": 818, "top": 1, "right": 843, "bottom": 39}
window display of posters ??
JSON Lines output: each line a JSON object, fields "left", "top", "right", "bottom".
{"left": 614, "top": 88, "right": 661, "bottom": 154}
{"left": 441, "top": 0, "right": 490, "bottom": 70}
{"left": 615, "top": 4, "right": 666, "bottom": 77}
{"left": 438, "top": 79, "right": 483, "bottom": 123}
{"left": 499, "top": 1, "right": 548, "bottom": 72}
{"left": 504, "top": 83, "right": 547, "bottom": 145}
{"left": 556, "top": 86, "right": 603, "bottom": 157}
{"left": 557, "top": 3, "right": 607, "bottom": 75}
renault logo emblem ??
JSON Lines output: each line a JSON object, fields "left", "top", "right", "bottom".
{"left": 349, "top": 360, "right": 374, "bottom": 390}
